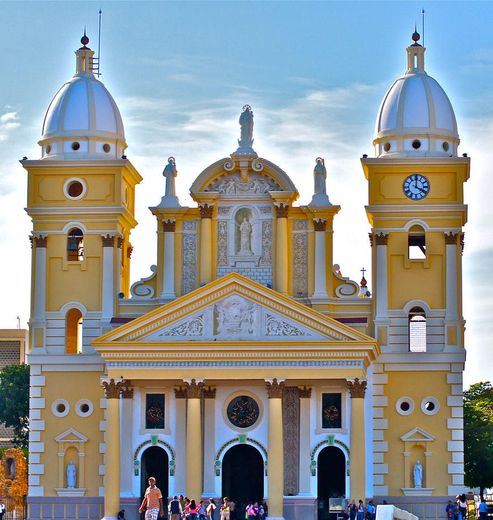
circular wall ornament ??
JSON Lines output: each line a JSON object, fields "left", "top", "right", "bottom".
{"left": 51, "top": 398, "right": 70, "bottom": 417}
{"left": 395, "top": 396, "right": 415, "bottom": 416}
{"left": 227, "top": 395, "right": 260, "bottom": 428}
{"left": 75, "top": 399, "right": 94, "bottom": 417}
{"left": 421, "top": 396, "right": 440, "bottom": 415}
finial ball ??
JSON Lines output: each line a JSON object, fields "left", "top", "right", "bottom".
{"left": 81, "top": 34, "right": 90, "bottom": 46}
{"left": 412, "top": 31, "right": 420, "bottom": 43}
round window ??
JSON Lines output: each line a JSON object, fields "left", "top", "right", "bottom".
{"left": 51, "top": 399, "right": 70, "bottom": 417}
{"left": 46, "top": 145, "right": 52, "bottom": 154}
{"left": 395, "top": 397, "right": 414, "bottom": 416}
{"left": 421, "top": 397, "right": 440, "bottom": 415}
{"left": 71, "top": 141, "right": 80, "bottom": 151}
{"left": 412, "top": 139, "right": 421, "bottom": 150}
{"left": 442, "top": 141, "right": 450, "bottom": 152}
{"left": 67, "top": 181, "right": 83, "bottom": 198}
{"left": 227, "top": 395, "right": 260, "bottom": 428}
{"left": 103, "top": 143, "right": 111, "bottom": 153}
{"left": 76, "top": 399, "right": 94, "bottom": 418}
{"left": 384, "top": 142, "right": 391, "bottom": 152}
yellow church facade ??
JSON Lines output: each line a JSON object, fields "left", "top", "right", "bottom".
{"left": 24, "top": 31, "right": 468, "bottom": 520}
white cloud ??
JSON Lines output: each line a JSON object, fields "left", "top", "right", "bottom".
{"left": 0, "top": 110, "right": 20, "bottom": 141}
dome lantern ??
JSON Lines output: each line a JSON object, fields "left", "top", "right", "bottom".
{"left": 374, "top": 32, "right": 459, "bottom": 158}
{"left": 38, "top": 33, "right": 127, "bottom": 161}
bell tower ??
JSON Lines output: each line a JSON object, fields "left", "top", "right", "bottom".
{"left": 362, "top": 32, "right": 469, "bottom": 502}
{"left": 23, "top": 34, "right": 142, "bottom": 503}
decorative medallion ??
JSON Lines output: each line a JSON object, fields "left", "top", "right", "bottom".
{"left": 145, "top": 394, "right": 165, "bottom": 429}
{"left": 321, "top": 393, "right": 342, "bottom": 429}
{"left": 227, "top": 395, "right": 260, "bottom": 428}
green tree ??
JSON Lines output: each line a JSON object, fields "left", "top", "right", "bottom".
{"left": 0, "top": 364, "right": 30, "bottom": 449}
{"left": 464, "top": 381, "right": 493, "bottom": 499}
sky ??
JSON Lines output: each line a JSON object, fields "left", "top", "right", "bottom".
{"left": 0, "top": 1, "right": 492, "bottom": 388}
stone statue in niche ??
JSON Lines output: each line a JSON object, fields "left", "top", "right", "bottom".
{"left": 413, "top": 460, "right": 423, "bottom": 488}
{"left": 239, "top": 217, "right": 253, "bottom": 255}
{"left": 238, "top": 105, "right": 254, "bottom": 151}
{"left": 67, "top": 460, "right": 77, "bottom": 488}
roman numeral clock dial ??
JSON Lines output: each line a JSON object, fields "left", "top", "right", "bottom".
{"left": 403, "top": 174, "right": 430, "bottom": 200}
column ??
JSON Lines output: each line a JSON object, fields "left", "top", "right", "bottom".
{"left": 186, "top": 379, "right": 204, "bottom": 500}
{"left": 120, "top": 382, "right": 134, "bottom": 496}
{"left": 298, "top": 386, "right": 312, "bottom": 495}
{"left": 374, "top": 233, "right": 388, "bottom": 319}
{"left": 162, "top": 219, "right": 176, "bottom": 298}
{"left": 347, "top": 378, "right": 367, "bottom": 501}
{"left": 203, "top": 386, "right": 216, "bottom": 496}
{"left": 199, "top": 205, "right": 213, "bottom": 285}
{"left": 174, "top": 387, "right": 188, "bottom": 495}
{"left": 267, "top": 378, "right": 285, "bottom": 520}
{"left": 275, "top": 204, "right": 289, "bottom": 295}
{"left": 312, "top": 219, "right": 328, "bottom": 299}
{"left": 33, "top": 235, "right": 47, "bottom": 320}
{"left": 444, "top": 233, "right": 459, "bottom": 320}
{"left": 116, "top": 237, "right": 123, "bottom": 297}
{"left": 102, "top": 379, "right": 124, "bottom": 520}
{"left": 101, "top": 235, "right": 115, "bottom": 322}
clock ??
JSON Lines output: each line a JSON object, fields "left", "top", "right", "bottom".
{"left": 403, "top": 174, "right": 430, "bottom": 200}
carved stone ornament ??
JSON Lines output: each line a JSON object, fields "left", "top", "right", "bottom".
{"left": 444, "top": 232, "right": 458, "bottom": 245}
{"left": 101, "top": 234, "right": 115, "bottom": 247}
{"left": 275, "top": 203, "right": 289, "bottom": 218}
{"left": 203, "top": 386, "right": 216, "bottom": 399}
{"left": 121, "top": 381, "right": 134, "bottom": 399}
{"left": 374, "top": 232, "right": 388, "bottom": 246}
{"left": 215, "top": 295, "right": 257, "bottom": 337}
{"left": 117, "top": 236, "right": 124, "bottom": 249}
{"left": 207, "top": 173, "right": 280, "bottom": 195}
{"left": 34, "top": 235, "right": 48, "bottom": 248}
{"left": 265, "top": 314, "right": 306, "bottom": 336}
{"left": 185, "top": 379, "right": 204, "bottom": 399}
{"left": 102, "top": 378, "right": 125, "bottom": 399}
{"left": 460, "top": 232, "right": 465, "bottom": 254}
{"left": 313, "top": 219, "right": 327, "bottom": 232}
{"left": 283, "top": 387, "right": 300, "bottom": 495}
{"left": 163, "top": 219, "right": 176, "bottom": 233}
{"left": 199, "top": 204, "right": 214, "bottom": 219}
{"left": 368, "top": 233, "right": 374, "bottom": 248}
{"left": 174, "top": 387, "right": 188, "bottom": 399}
{"left": 161, "top": 315, "right": 204, "bottom": 337}
{"left": 346, "top": 378, "right": 367, "bottom": 399}
{"left": 266, "top": 378, "right": 285, "bottom": 398}
{"left": 299, "top": 386, "right": 312, "bottom": 398}
{"left": 127, "top": 245, "right": 133, "bottom": 258}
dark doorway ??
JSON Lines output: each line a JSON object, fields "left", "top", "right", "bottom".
{"left": 141, "top": 446, "right": 169, "bottom": 500}
{"left": 317, "top": 446, "right": 346, "bottom": 520}
{"left": 222, "top": 444, "right": 263, "bottom": 505}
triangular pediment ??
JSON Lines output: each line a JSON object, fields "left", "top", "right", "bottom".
{"left": 400, "top": 427, "right": 435, "bottom": 442}
{"left": 95, "top": 273, "right": 375, "bottom": 345}
{"left": 55, "top": 428, "right": 88, "bottom": 443}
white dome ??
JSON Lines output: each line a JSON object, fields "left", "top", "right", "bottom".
{"left": 39, "top": 36, "right": 127, "bottom": 160}
{"left": 374, "top": 35, "right": 459, "bottom": 158}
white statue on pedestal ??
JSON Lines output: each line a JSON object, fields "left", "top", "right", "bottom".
{"left": 413, "top": 460, "right": 423, "bottom": 488}
{"left": 238, "top": 217, "right": 253, "bottom": 255}
{"left": 157, "top": 157, "right": 180, "bottom": 207}
{"left": 309, "top": 157, "right": 331, "bottom": 206}
{"left": 237, "top": 105, "right": 255, "bottom": 153}
{"left": 67, "top": 460, "right": 77, "bottom": 489}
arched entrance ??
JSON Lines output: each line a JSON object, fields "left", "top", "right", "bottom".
{"left": 317, "top": 446, "right": 346, "bottom": 520}
{"left": 140, "top": 446, "right": 169, "bottom": 500}
{"left": 222, "top": 444, "right": 263, "bottom": 506}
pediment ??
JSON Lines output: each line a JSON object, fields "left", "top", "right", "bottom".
{"left": 96, "top": 273, "right": 375, "bottom": 345}
{"left": 400, "top": 427, "right": 435, "bottom": 443}
{"left": 55, "top": 428, "right": 88, "bottom": 443}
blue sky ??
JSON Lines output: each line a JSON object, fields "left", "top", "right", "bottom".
{"left": 0, "top": 1, "right": 492, "bottom": 387}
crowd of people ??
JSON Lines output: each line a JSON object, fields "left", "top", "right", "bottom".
{"left": 344, "top": 499, "right": 377, "bottom": 520}
{"left": 137, "top": 477, "right": 267, "bottom": 520}
{"left": 446, "top": 493, "right": 490, "bottom": 520}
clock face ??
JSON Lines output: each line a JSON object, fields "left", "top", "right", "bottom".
{"left": 403, "top": 174, "right": 430, "bottom": 200}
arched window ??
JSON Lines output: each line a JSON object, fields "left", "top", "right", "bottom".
{"left": 408, "top": 225, "right": 426, "bottom": 259}
{"left": 67, "top": 228, "right": 84, "bottom": 261}
{"left": 409, "top": 306, "right": 426, "bottom": 352}
{"left": 66, "top": 308, "right": 83, "bottom": 354}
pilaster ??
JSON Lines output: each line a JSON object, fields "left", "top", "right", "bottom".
{"left": 203, "top": 386, "right": 216, "bottom": 496}
{"left": 101, "top": 235, "right": 116, "bottom": 323}
{"left": 347, "top": 378, "right": 367, "bottom": 501}
{"left": 185, "top": 379, "right": 204, "bottom": 499}
{"left": 162, "top": 220, "right": 177, "bottom": 299}
{"left": 199, "top": 204, "right": 214, "bottom": 285}
{"left": 274, "top": 204, "right": 289, "bottom": 295}
{"left": 120, "top": 382, "right": 134, "bottom": 496}
{"left": 298, "top": 386, "right": 312, "bottom": 495}
{"left": 312, "top": 219, "right": 328, "bottom": 299}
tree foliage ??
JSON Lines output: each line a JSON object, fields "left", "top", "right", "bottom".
{"left": 0, "top": 364, "right": 30, "bottom": 449}
{"left": 464, "top": 381, "right": 493, "bottom": 495}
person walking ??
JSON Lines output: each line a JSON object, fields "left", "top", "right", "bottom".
{"left": 168, "top": 495, "right": 182, "bottom": 520}
{"left": 479, "top": 499, "right": 488, "bottom": 520}
{"left": 0, "top": 500, "right": 6, "bottom": 520}
{"left": 347, "top": 500, "right": 357, "bottom": 520}
{"left": 198, "top": 500, "right": 207, "bottom": 520}
{"left": 357, "top": 500, "right": 365, "bottom": 520}
{"left": 229, "top": 499, "right": 236, "bottom": 520}
{"left": 188, "top": 499, "right": 200, "bottom": 520}
{"left": 206, "top": 498, "right": 217, "bottom": 520}
{"left": 458, "top": 494, "right": 467, "bottom": 520}
{"left": 220, "top": 497, "right": 231, "bottom": 520}
{"left": 139, "top": 477, "right": 164, "bottom": 520}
